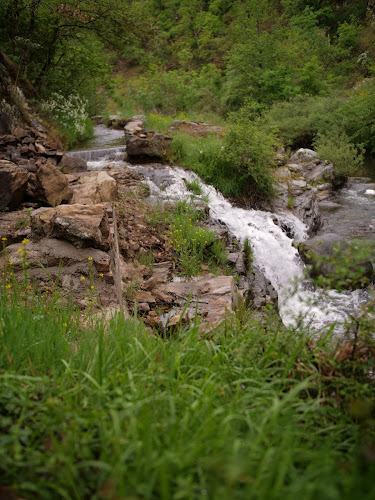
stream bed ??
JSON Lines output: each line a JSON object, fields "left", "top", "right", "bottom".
{"left": 69, "top": 127, "right": 373, "bottom": 333}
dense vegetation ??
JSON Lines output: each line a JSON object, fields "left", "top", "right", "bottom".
{"left": 1, "top": 250, "right": 375, "bottom": 499}
{"left": 1, "top": 1, "right": 375, "bottom": 161}
{"left": 1, "top": 4, "right": 375, "bottom": 497}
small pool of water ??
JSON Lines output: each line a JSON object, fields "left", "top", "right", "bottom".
{"left": 71, "top": 125, "right": 125, "bottom": 150}
{"left": 319, "top": 178, "right": 375, "bottom": 240}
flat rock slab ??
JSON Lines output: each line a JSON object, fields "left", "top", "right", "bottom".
{"left": 71, "top": 171, "right": 117, "bottom": 204}
{"left": 160, "top": 275, "right": 238, "bottom": 330}
{"left": 31, "top": 204, "right": 110, "bottom": 250}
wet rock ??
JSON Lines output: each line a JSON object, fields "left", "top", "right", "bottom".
{"left": 28, "top": 163, "right": 73, "bottom": 206}
{"left": 0, "top": 160, "right": 29, "bottom": 210}
{"left": 91, "top": 115, "right": 104, "bottom": 125}
{"left": 227, "top": 252, "right": 246, "bottom": 274}
{"left": 126, "top": 132, "right": 172, "bottom": 161}
{"left": 59, "top": 154, "right": 88, "bottom": 174}
{"left": 31, "top": 204, "right": 110, "bottom": 250}
{"left": 71, "top": 171, "right": 117, "bottom": 204}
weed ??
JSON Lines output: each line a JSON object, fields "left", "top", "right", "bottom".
{"left": 184, "top": 178, "right": 203, "bottom": 196}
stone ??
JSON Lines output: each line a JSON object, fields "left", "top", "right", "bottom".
{"left": 0, "top": 160, "right": 29, "bottom": 210}
{"left": 28, "top": 163, "right": 73, "bottom": 206}
{"left": 59, "top": 154, "right": 88, "bottom": 174}
{"left": 71, "top": 172, "right": 117, "bottom": 204}
{"left": 290, "top": 148, "right": 318, "bottom": 163}
{"left": 91, "top": 115, "right": 103, "bottom": 125}
{"left": 124, "top": 115, "right": 146, "bottom": 135}
{"left": 159, "top": 275, "right": 238, "bottom": 331}
{"left": 31, "top": 204, "right": 110, "bottom": 250}
{"left": 126, "top": 132, "right": 172, "bottom": 161}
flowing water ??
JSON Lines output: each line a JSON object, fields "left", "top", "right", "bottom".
{"left": 68, "top": 126, "right": 372, "bottom": 333}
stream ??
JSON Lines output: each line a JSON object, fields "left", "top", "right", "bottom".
{"left": 70, "top": 127, "right": 373, "bottom": 333}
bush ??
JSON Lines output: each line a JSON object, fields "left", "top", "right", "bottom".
{"left": 40, "top": 93, "right": 93, "bottom": 148}
{"left": 314, "top": 130, "right": 364, "bottom": 176}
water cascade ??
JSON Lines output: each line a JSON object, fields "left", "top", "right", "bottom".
{"left": 70, "top": 128, "right": 371, "bottom": 333}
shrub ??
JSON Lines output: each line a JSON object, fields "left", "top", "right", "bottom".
{"left": 40, "top": 92, "right": 93, "bottom": 148}
{"left": 314, "top": 130, "right": 364, "bottom": 176}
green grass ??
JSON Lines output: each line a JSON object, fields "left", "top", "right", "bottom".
{"left": 1, "top": 238, "right": 375, "bottom": 500}
{"left": 1, "top": 283, "right": 375, "bottom": 500}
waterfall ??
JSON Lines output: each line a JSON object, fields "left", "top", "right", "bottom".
{"left": 141, "top": 166, "right": 368, "bottom": 332}
{"left": 67, "top": 146, "right": 127, "bottom": 169}
{"left": 70, "top": 125, "right": 370, "bottom": 333}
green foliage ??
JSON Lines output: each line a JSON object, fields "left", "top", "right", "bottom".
{"left": 314, "top": 130, "right": 364, "bottom": 176}
{"left": 0, "top": 272, "right": 375, "bottom": 499}
{"left": 223, "top": 103, "right": 276, "bottom": 200}
{"left": 184, "top": 179, "right": 203, "bottom": 196}
{"left": 40, "top": 93, "right": 93, "bottom": 148}
{"left": 266, "top": 82, "right": 375, "bottom": 157}
{"left": 301, "top": 239, "right": 375, "bottom": 291}
{"left": 166, "top": 200, "right": 227, "bottom": 275}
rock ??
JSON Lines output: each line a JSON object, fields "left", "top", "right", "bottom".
{"left": 2, "top": 237, "right": 110, "bottom": 271}
{"left": 298, "top": 233, "right": 374, "bottom": 290}
{"left": 167, "top": 120, "right": 225, "bottom": 136}
{"left": 91, "top": 115, "right": 103, "bottom": 125}
{"left": 227, "top": 252, "right": 246, "bottom": 274}
{"left": 71, "top": 171, "right": 117, "bottom": 204}
{"left": 159, "top": 275, "right": 238, "bottom": 331}
{"left": 28, "top": 163, "right": 73, "bottom": 206}
{"left": 59, "top": 154, "right": 88, "bottom": 174}
{"left": 31, "top": 204, "right": 110, "bottom": 250}
{"left": 0, "top": 209, "right": 31, "bottom": 244}
{"left": 124, "top": 115, "right": 146, "bottom": 135}
{"left": 126, "top": 132, "right": 172, "bottom": 161}
{"left": 290, "top": 148, "right": 318, "bottom": 163}
{"left": 0, "top": 160, "right": 29, "bottom": 210}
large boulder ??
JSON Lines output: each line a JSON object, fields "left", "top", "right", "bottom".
{"left": 28, "top": 163, "right": 73, "bottom": 206}
{"left": 0, "top": 160, "right": 29, "bottom": 210}
{"left": 59, "top": 154, "right": 87, "bottom": 174}
{"left": 298, "top": 233, "right": 374, "bottom": 290}
{"left": 126, "top": 132, "right": 171, "bottom": 161}
{"left": 71, "top": 171, "right": 117, "bottom": 204}
{"left": 31, "top": 204, "right": 110, "bottom": 250}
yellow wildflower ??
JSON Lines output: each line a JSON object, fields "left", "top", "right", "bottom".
{"left": 2, "top": 237, "right": 7, "bottom": 241}
{"left": 80, "top": 276, "right": 85, "bottom": 281}
{"left": 22, "top": 238, "right": 29, "bottom": 245}
{"left": 88, "top": 257, "right": 93, "bottom": 261}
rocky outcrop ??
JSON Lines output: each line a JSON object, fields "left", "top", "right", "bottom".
{"left": 126, "top": 132, "right": 172, "bottom": 161}
{"left": 298, "top": 233, "right": 374, "bottom": 290}
{"left": 31, "top": 204, "right": 110, "bottom": 250}
{"left": 0, "top": 160, "right": 29, "bottom": 210}
{"left": 28, "top": 163, "right": 73, "bottom": 206}
{"left": 0, "top": 52, "right": 29, "bottom": 135}
{"left": 168, "top": 120, "right": 225, "bottom": 136}
{"left": 70, "top": 171, "right": 117, "bottom": 204}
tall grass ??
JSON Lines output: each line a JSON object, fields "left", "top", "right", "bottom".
{"left": 1, "top": 279, "right": 375, "bottom": 499}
